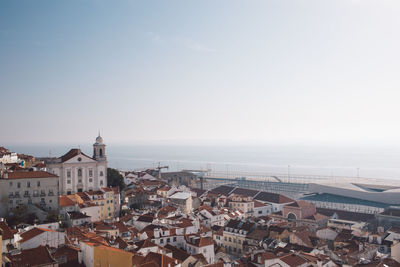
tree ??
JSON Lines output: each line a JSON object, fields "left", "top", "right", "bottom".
{"left": 107, "top": 167, "right": 125, "bottom": 191}
{"left": 7, "top": 205, "right": 38, "bottom": 226}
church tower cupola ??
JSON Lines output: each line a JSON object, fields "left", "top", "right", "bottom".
{"left": 93, "top": 132, "right": 106, "bottom": 161}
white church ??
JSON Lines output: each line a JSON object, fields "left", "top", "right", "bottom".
{"left": 45, "top": 134, "right": 108, "bottom": 195}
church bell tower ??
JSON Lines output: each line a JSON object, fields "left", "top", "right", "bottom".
{"left": 93, "top": 133, "right": 106, "bottom": 161}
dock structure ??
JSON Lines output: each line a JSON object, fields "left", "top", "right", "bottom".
{"left": 185, "top": 170, "right": 400, "bottom": 214}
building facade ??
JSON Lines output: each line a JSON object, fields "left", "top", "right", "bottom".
{"left": 0, "top": 171, "right": 59, "bottom": 216}
{"left": 45, "top": 135, "right": 107, "bottom": 195}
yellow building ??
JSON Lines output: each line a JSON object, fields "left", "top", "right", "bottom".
{"left": 81, "top": 189, "right": 115, "bottom": 221}
{"left": 0, "top": 229, "right": 2, "bottom": 267}
{"left": 82, "top": 242, "right": 133, "bottom": 267}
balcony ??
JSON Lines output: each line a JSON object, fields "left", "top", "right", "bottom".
{"left": 40, "top": 193, "right": 46, "bottom": 197}
{"left": 48, "top": 192, "right": 54, "bottom": 196}
{"left": 8, "top": 194, "right": 14, "bottom": 198}
{"left": 33, "top": 193, "right": 39, "bottom": 197}
{"left": 24, "top": 193, "right": 30, "bottom": 198}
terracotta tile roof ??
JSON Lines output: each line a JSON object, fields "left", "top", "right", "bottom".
{"left": 254, "top": 200, "right": 269, "bottom": 207}
{"left": 68, "top": 212, "right": 90, "bottom": 220}
{"left": 164, "top": 244, "right": 190, "bottom": 262}
{"left": 137, "top": 215, "right": 154, "bottom": 223}
{"left": 279, "top": 253, "right": 309, "bottom": 266}
{"left": 287, "top": 200, "right": 314, "bottom": 208}
{"left": 185, "top": 234, "right": 214, "bottom": 247}
{"left": 60, "top": 195, "right": 76, "bottom": 207}
{"left": 19, "top": 227, "right": 56, "bottom": 243}
{"left": 252, "top": 251, "right": 277, "bottom": 263}
{"left": 4, "top": 171, "right": 58, "bottom": 179}
{"left": 157, "top": 205, "right": 178, "bottom": 218}
{"left": 134, "top": 239, "right": 157, "bottom": 250}
{"left": 230, "top": 187, "right": 259, "bottom": 197}
{"left": 6, "top": 246, "right": 57, "bottom": 267}
{"left": 176, "top": 218, "right": 193, "bottom": 228}
{"left": 52, "top": 245, "right": 82, "bottom": 267}
{"left": 198, "top": 205, "right": 217, "bottom": 216}
{"left": 60, "top": 149, "right": 92, "bottom": 162}
{"left": 204, "top": 262, "right": 225, "bottom": 267}
{"left": 102, "top": 187, "right": 113, "bottom": 192}
{"left": 114, "top": 236, "right": 129, "bottom": 249}
{"left": 254, "top": 191, "right": 294, "bottom": 204}
{"left": 225, "top": 219, "right": 255, "bottom": 232}
{"left": 139, "top": 252, "right": 181, "bottom": 267}
{"left": 0, "top": 221, "right": 17, "bottom": 240}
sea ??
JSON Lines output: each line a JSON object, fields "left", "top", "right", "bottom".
{"left": 5, "top": 143, "right": 400, "bottom": 181}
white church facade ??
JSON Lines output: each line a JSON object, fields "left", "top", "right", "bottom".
{"left": 46, "top": 135, "right": 107, "bottom": 195}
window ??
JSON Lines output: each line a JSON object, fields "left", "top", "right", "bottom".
{"left": 17, "top": 182, "right": 21, "bottom": 188}
{"left": 258, "top": 210, "right": 262, "bottom": 214}
{"left": 89, "top": 178, "right": 93, "bottom": 183}
{"left": 78, "top": 169, "right": 82, "bottom": 177}
{"left": 67, "top": 180, "right": 71, "bottom": 184}
{"left": 24, "top": 191, "right": 29, "bottom": 196}
{"left": 27, "top": 182, "right": 30, "bottom": 188}
{"left": 78, "top": 179, "right": 82, "bottom": 183}
{"left": 100, "top": 171, "right": 104, "bottom": 177}
{"left": 37, "top": 181, "right": 40, "bottom": 187}
{"left": 67, "top": 170, "right": 71, "bottom": 178}
{"left": 49, "top": 199, "right": 52, "bottom": 203}
{"left": 160, "top": 239, "right": 164, "bottom": 244}
{"left": 167, "top": 238, "right": 170, "bottom": 243}
{"left": 9, "top": 200, "right": 13, "bottom": 204}
{"left": 229, "top": 237, "right": 232, "bottom": 242}
{"left": 173, "top": 237, "right": 177, "bottom": 242}
{"left": 89, "top": 169, "right": 93, "bottom": 177}
{"left": 100, "top": 180, "right": 103, "bottom": 186}
{"left": 9, "top": 182, "right": 13, "bottom": 187}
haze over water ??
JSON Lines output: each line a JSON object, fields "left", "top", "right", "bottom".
{"left": 6, "top": 143, "right": 400, "bottom": 180}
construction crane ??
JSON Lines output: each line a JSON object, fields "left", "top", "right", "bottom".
{"left": 156, "top": 162, "right": 169, "bottom": 182}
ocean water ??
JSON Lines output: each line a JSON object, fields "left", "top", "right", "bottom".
{"left": 5, "top": 143, "right": 400, "bottom": 180}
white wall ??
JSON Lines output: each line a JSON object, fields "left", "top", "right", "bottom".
{"left": 20, "top": 231, "right": 65, "bottom": 250}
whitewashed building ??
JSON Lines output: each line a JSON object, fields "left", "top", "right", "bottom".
{"left": 16, "top": 227, "right": 65, "bottom": 250}
{"left": 45, "top": 135, "right": 107, "bottom": 195}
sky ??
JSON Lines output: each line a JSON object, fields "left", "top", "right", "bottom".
{"left": 1, "top": 0, "right": 400, "bottom": 146}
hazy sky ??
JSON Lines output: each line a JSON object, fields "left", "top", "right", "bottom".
{"left": 1, "top": 0, "right": 400, "bottom": 145}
